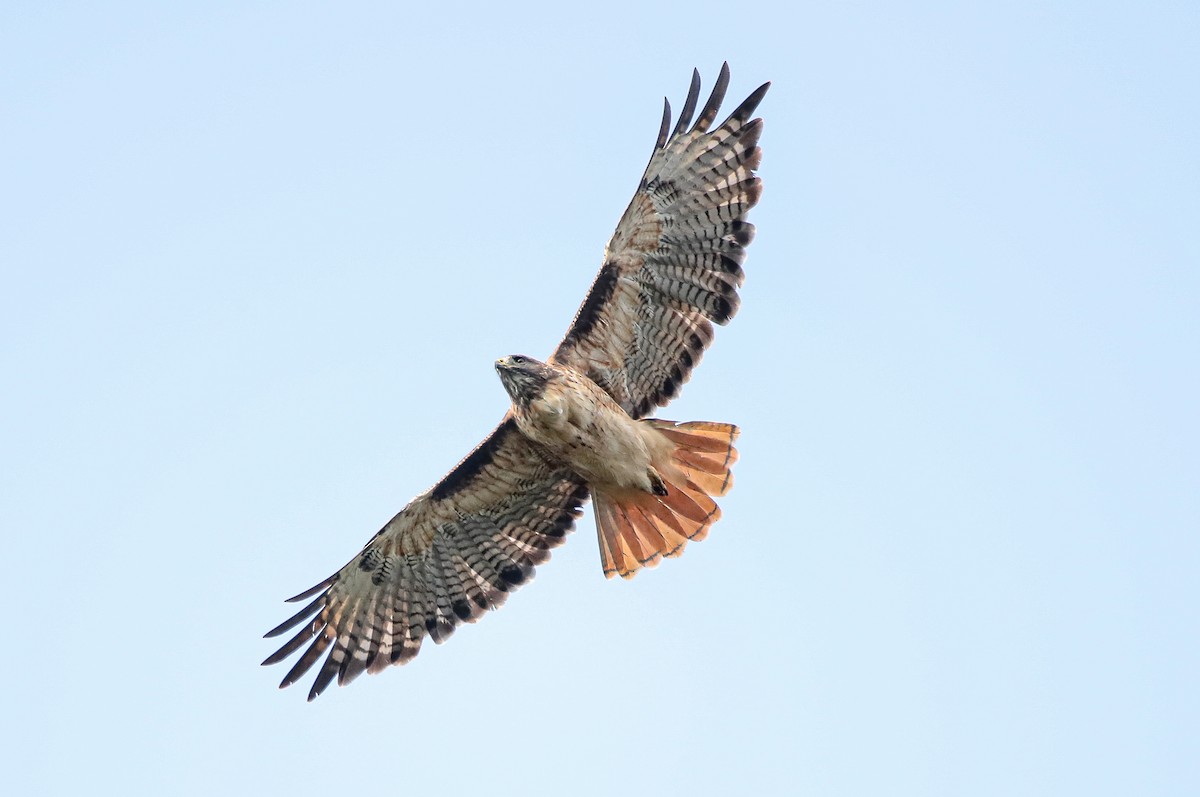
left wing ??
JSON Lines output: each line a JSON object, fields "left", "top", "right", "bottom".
{"left": 552, "top": 63, "right": 769, "bottom": 419}
{"left": 263, "top": 417, "right": 588, "bottom": 700}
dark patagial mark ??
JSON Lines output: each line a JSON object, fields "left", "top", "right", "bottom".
{"left": 557, "top": 262, "right": 619, "bottom": 352}
{"left": 431, "top": 418, "right": 518, "bottom": 500}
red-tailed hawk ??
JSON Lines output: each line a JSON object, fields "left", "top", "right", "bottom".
{"left": 264, "top": 64, "right": 768, "bottom": 700}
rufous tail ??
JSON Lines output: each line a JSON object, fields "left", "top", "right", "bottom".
{"left": 593, "top": 421, "right": 739, "bottom": 580}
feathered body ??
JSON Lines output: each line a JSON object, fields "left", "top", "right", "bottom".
{"left": 496, "top": 356, "right": 672, "bottom": 494}
{"left": 264, "top": 64, "right": 768, "bottom": 700}
{"left": 495, "top": 353, "right": 739, "bottom": 579}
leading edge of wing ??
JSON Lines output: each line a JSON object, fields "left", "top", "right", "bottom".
{"left": 551, "top": 64, "right": 769, "bottom": 417}
{"left": 262, "top": 417, "right": 589, "bottom": 700}
{"left": 556, "top": 65, "right": 769, "bottom": 359}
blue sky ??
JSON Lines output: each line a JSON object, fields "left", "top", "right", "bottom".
{"left": 2, "top": 2, "right": 1196, "bottom": 795}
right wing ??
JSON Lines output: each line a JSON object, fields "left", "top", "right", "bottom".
{"left": 552, "top": 64, "right": 768, "bottom": 419}
{"left": 262, "top": 417, "right": 589, "bottom": 700}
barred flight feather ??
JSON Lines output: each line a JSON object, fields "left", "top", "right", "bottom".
{"left": 264, "top": 419, "right": 588, "bottom": 700}
{"left": 553, "top": 63, "right": 768, "bottom": 419}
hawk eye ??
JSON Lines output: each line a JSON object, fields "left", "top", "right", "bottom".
{"left": 512, "top": 355, "right": 526, "bottom": 364}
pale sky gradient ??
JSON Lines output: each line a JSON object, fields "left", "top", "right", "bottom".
{"left": 2, "top": 2, "right": 1197, "bottom": 795}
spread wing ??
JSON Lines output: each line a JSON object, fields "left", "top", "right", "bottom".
{"left": 552, "top": 63, "right": 769, "bottom": 419}
{"left": 262, "top": 417, "right": 588, "bottom": 700}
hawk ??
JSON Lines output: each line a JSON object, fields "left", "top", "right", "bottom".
{"left": 264, "top": 64, "right": 769, "bottom": 700}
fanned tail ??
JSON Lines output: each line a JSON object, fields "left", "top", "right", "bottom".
{"left": 593, "top": 421, "right": 739, "bottom": 579}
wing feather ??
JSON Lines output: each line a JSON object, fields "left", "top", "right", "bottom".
{"left": 263, "top": 419, "right": 588, "bottom": 700}
{"left": 672, "top": 69, "right": 702, "bottom": 137}
{"left": 692, "top": 62, "right": 731, "bottom": 133}
{"left": 552, "top": 64, "right": 769, "bottom": 418}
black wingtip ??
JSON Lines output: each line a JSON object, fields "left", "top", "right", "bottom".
{"left": 672, "top": 68, "right": 702, "bottom": 137}
{"left": 285, "top": 576, "right": 334, "bottom": 603}
{"left": 655, "top": 97, "right": 671, "bottom": 151}
{"left": 725, "top": 80, "right": 771, "bottom": 126}
{"left": 264, "top": 593, "right": 325, "bottom": 638}
{"left": 693, "top": 63, "right": 731, "bottom": 133}
{"left": 309, "top": 662, "right": 338, "bottom": 701}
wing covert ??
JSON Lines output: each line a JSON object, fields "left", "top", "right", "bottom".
{"left": 553, "top": 63, "right": 769, "bottom": 419}
{"left": 263, "top": 418, "right": 588, "bottom": 700}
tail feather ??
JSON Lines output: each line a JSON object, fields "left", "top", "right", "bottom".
{"left": 674, "top": 448, "right": 736, "bottom": 471}
{"left": 657, "top": 478, "right": 719, "bottom": 527}
{"left": 595, "top": 500, "right": 634, "bottom": 578}
{"left": 673, "top": 449, "right": 736, "bottom": 496}
{"left": 626, "top": 504, "right": 669, "bottom": 569}
{"left": 638, "top": 498, "right": 690, "bottom": 547}
{"left": 593, "top": 420, "right": 738, "bottom": 579}
{"left": 653, "top": 422, "right": 738, "bottom": 453}
{"left": 595, "top": 501, "right": 619, "bottom": 576}
{"left": 614, "top": 504, "right": 651, "bottom": 567}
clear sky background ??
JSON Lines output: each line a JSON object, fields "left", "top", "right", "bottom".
{"left": 2, "top": 2, "right": 1196, "bottom": 795}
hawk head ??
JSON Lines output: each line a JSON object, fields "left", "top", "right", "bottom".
{"left": 495, "top": 354, "right": 553, "bottom": 408}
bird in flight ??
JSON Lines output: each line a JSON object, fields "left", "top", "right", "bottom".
{"left": 264, "top": 64, "right": 769, "bottom": 700}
